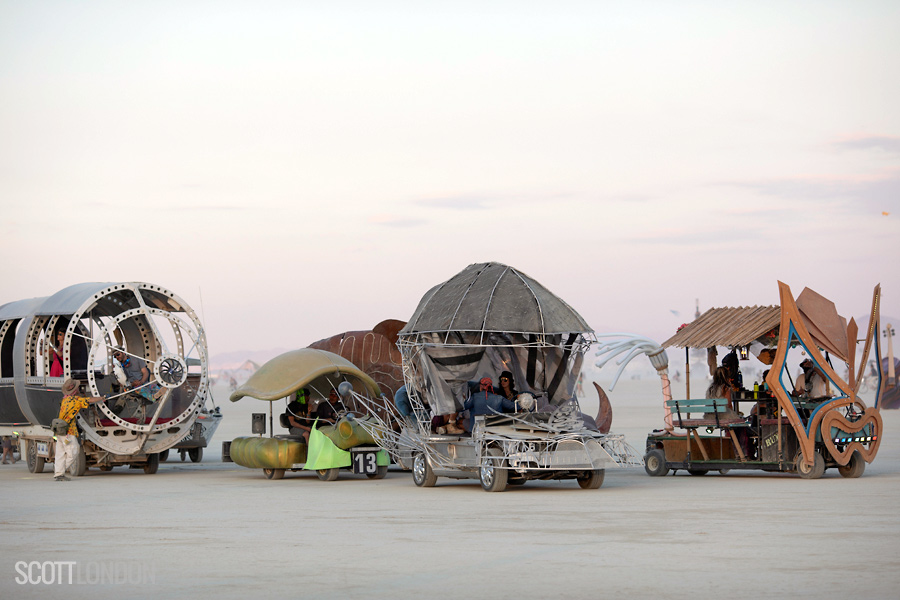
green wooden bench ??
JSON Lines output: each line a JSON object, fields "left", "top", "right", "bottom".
{"left": 666, "top": 398, "right": 748, "bottom": 429}
{"left": 665, "top": 397, "right": 749, "bottom": 461}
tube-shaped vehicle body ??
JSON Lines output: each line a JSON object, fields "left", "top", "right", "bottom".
{"left": 0, "top": 282, "right": 209, "bottom": 473}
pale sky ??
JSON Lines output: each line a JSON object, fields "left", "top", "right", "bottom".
{"left": 1, "top": 1, "right": 898, "bottom": 359}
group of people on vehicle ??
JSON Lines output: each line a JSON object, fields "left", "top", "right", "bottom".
{"left": 704, "top": 347, "right": 835, "bottom": 459}
{"left": 283, "top": 388, "right": 345, "bottom": 442}
{"left": 707, "top": 349, "right": 833, "bottom": 417}
{"left": 390, "top": 370, "right": 535, "bottom": 436}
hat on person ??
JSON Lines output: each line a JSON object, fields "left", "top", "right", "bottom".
{"left": 800, "top": 358, "right": 813, "bottom": 368}
{"left": 62, "top": 379, "right": 79, "bottom": 396}
{"left": 479, "top": 377, "right": 493, "bottom": 391}
{"left": 499, "top": 371, "right": 513, "bottom": 382}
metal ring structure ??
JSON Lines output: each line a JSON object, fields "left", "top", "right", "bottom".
{"left": 0, "top": 282, "right": 208, "bottom": 457}
{"left": 81, "top": 285, "right": 208, "bottom": 454}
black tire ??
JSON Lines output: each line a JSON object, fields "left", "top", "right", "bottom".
{"left": 159, "top": 449, "right": 169, "bottom": 462}
{"left": 317, "top": 468, "right": 340, "bottom": 482}
{"left": 644, "top": 449, "right": 668, "bottom": 477}
{"left": 412, "top": 453, "right": 437, "bottom": 487}
{"left": 796, "top": 449, "right": 825, "bottom": 480}
{"left": 26, "top": 440, "right": 45, "bottom": 474}
{"left": 143, "top": 453, "right": 160, "bottom": 475}
{"left": 577, "top": 469, "right": 605, "bottom": 489}
{"left": 367, "top": 464, "right": 389, "bottom": 479}
{"left": 688, "top": 468, "right": 709, "bottom": 476}
{"left": 188, "top": 447, "right": 203, "bottom": 463}
{"left": 508, "top": 476, "right": 527, "bottom": 486}
{"left": 68, "top": 445, "right": 87, "bottom": 477}
{"left": 838, "top": 451, "right": 865, "bottom": 478}
{"left": 263, "top": 468, "right": 285, "bottom": 480}
{"left": 480, "top": 448, "right": 507, "bottom": 492}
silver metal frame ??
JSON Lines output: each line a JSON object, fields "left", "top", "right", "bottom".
{"left": 0, "top": 282, "right": 209, "bottom": 463}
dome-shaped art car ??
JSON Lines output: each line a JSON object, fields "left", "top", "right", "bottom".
{"left": 228, "top": 348, "right": 390, "bottom": 481}
{"left": 350, "top": 262, "right": 642, "bottom": 492}
{"left": 0, "top": 282, "right": 212, "bottom": 475}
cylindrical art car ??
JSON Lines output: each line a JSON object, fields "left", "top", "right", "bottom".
{"left": 0, "top": 282, "right": 210, "bottom": 475}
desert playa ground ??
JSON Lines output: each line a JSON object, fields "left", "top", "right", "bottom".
{"left": 1, "top": 379, "right": 898, "bottom": 599}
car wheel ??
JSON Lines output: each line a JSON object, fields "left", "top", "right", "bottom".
{"left": 644, "top": 449, "right": 668, "bottom": 477}
{"left": 143, "top": 453, "right": 160, "bottom": 475}
{"left": 480, "top": 447, "right": 508, "bottom": 492}
{"left": 68, "top": 445, "right": 87, "bottom": 477}
{"left": 26, "top": 440, "right": 45, "bottom": 474}
{"left": 317, "top": 468, "right": 340, "bottom": 482}
{"left": 838, "top": 451, "right": 865, "bottom": 478}
{"left": 367, "top": 465, "right": 388, "bottom": 479}
{"left": 795, "top": 449, "right": 825, "bottom": 479}
{"left": 577, "top": 469, "right": 605, "bottom": 489}
{"left": 412, "top": 453, "right": 437, "bottom": 487}
{"left": 263, "top": 468, "right": 285, "bottom": 480}
{"left": 188, "top": 447, "right": 203, "bottom": 463}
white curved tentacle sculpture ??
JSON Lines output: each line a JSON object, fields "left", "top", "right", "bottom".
{"left": 595, "top": 333, "right": 683, "bottom": 434}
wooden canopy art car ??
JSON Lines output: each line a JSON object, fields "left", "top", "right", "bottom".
{"left": 641, "top": 281, "right": 884, "bottom": 479}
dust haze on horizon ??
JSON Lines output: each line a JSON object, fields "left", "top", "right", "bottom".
{"left": 1, "top": 2, "right": 898, "bottom": 358}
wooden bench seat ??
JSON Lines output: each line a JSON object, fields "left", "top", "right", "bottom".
{"left": 666, "top": 397, "right": 748, "bottom": 461}
{"left": 676, "top": 416, "right": 747, "bottom": 428}
{"left": 666, "top": 398, "right": 745, "bottom": 427}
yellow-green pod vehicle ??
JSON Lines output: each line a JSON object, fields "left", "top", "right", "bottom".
{"left": 228, "top": 348, "right": 389, "bottom": 481}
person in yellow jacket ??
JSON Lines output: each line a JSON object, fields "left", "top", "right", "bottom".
{"left": 54, "top": 379, "right": 104, "bottom": 481}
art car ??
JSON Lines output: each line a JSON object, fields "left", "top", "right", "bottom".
{"left": 0, "top": 282, "right": 211, "bottom": 475}
{"left": 597, "top": 282, "right": 885, "bottom": 479}
{"left": 227, "top": 348, "right": 390, "bottom": 481}
{"left": 350, "top": 262, "right": 642, "bottom": 492}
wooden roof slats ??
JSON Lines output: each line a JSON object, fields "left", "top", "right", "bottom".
{"left": 662, "top": 305, "right": 781, "bottom": 349}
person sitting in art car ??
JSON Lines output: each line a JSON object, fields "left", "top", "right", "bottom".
{"left": 721, "top": 349, "right": 744, "bottom": 395}
{"left": 793, "top": 358, "right": 831, "bottom": 400}
{"left": 707, "top": 366, "right": 751, "bottom": 457}
{"left": 460, "top": 377, "right": 518, "bottom": 433}
{"left": 394, "top": 385, "right": 414, "bottom": 424}
{"left": 496, "top": 371, "right": 518, "bottom": 401}
{"left": 284, "top": 387, "right": 315, "bottom": 442}
{"left": 314, "top": 389, "right": 346, "bottom": 425}
{"left": 750, "top": 369, "right": 778, "bottom": 420}
{"left": 706, "top": 367, "right": 741, "bottom": 419}
{"left": 113, "top": 347, "right": 162, "bottom": 400}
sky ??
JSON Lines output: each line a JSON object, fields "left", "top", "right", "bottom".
{"left": 1, "top": 1, "right": 899, "bottom": 361}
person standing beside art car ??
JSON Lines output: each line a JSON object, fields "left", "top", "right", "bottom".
{"left": 1, "top": 435, "right": 16, "bottom": 464}
{"left": 53, "top": 379, "right": 104, "bottom": 481}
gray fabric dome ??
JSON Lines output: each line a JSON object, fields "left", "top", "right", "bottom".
{"left": 400, "top": 262, "right": 592, "bottom": 336}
